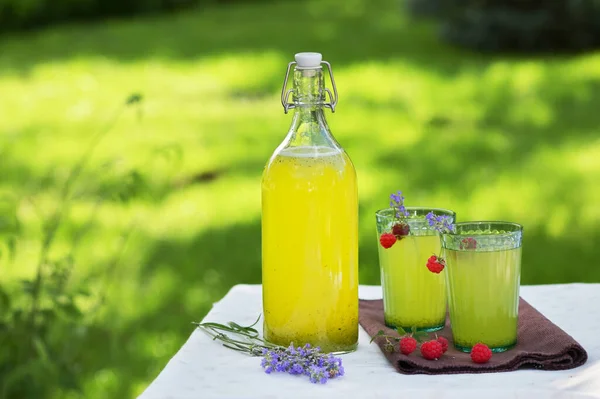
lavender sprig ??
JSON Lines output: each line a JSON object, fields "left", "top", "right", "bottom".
{"left": 261, "top": 344, "right": 344, "bottom": 383}
{"left": 390, "top": 191, "right": 410, "bottom": 219}
{"left": 194, "top": 316, "right": 345, "bottom": 384}
{"left": 425, "top": 212, "right": 455, "bottom": 234}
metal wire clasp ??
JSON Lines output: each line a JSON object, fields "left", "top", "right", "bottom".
{"left": 280, "top": 60, "right": 339, "bottom": 114}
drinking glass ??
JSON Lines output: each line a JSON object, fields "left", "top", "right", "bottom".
{"left": 376, "top": 207, "right": 455, "bottom": 332}
{"left": 443, "top": 221, "right": 523, "bottom": 352}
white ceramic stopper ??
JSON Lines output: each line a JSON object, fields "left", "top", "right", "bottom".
{"left": 295, "top": 52, "right": 322, "bottom": 68}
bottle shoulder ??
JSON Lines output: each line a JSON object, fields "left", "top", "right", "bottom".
{"left": 263, "top": 145, "right": 355, "bottom": 178}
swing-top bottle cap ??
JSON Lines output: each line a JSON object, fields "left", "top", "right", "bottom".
{"left": 295, "top": 52, "right": 322, "bottom": 68}
{"left": 282, "top": 52, "right": 338, "bottom": 113}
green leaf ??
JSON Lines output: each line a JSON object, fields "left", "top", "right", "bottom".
{"left": 20, "top": 279, "right": 35, "bottom": 295}
{"left": 56, "top": 300, "right": 83, "bottom": 320}
{"left": 0, "top": 235, "right": 18, "bottom": 261}
{"left": 0, "top": 195, "right": 20, "bottom": 236}
{"left": 0, "top": 285, "right": 11, "bottom": 311}
{"left": 12, "top": 308, "right": 24, "bottom": 323}
{"left": 369, "top": 330, "right": 385, "bottom": 343}
{"left": 39, "top": 308, "right": 57, "bottom": 323}
{"left": 228, "top": 321, "right": 244, "bottom": 330}
{"left": 125, "top": 93, "right": 143, "bottom": 105}
{"left": 413, "top": 331, "right": 429, "bottom": 343}
{"left": 247, "top": 314, "right": 261, "bottom": 329}
{"left": 396, "top": 326, "right": 407, "bottom": 336}
{"left": 33, "top": 336, "right": 52, "bottom": 367}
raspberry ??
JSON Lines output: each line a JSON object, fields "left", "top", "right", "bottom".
{"left": 392, "top": 222, "right": 410, "bottom": 239}
{"left": 470, "top": 343, "right": 492, "bottom": 364}
{"left": 379, "top": 233, "right": 397, "bottom": 249}
{"left": 437, "top": 336, "right": 449, "bottom": 353}
{"left": 426, "top": 255, "right": 445, "bottom": 273}
{"left": 399, "top": 336, "right": 417, "bottom": 355}
{"left": 420, "top": 340, "right": 444, "bottom": 360}
{"left": 460, "top": 237, "right": 478, "bottom": 250}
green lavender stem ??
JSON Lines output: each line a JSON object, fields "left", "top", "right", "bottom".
{"left": 194, "top": 316, "right": 355, "bottom": 356}
{"left": 194, "top": 315, "right": 281, "bottom": 356}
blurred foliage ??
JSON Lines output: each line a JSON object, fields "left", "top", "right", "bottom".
{"left": 0, "top": 0, "right": 599, "bottom": 397}
{"left": 0, "top": 249, "right": 90, "bottom": 399}
{"left": 406, "top": 0, "right": 600, "bottom": 52}
{"left": 0, "top": 95, "right": 143, "bottom": 398}
{"left": 0, "top": 0, "right": 207, "bottom": 32}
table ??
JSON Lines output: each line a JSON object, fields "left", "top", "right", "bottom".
{"left": 138, "top": 284, "right": 600, "bottom": 399}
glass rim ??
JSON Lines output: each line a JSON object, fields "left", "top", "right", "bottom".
{"left": 375, "top": 206, "right": 456, "bottom": 218}
{"left": 442, "top": 221, "right": 523, "bottom": 251}
{"left": 450, "top": 221, "right": 523, "bottom": 234}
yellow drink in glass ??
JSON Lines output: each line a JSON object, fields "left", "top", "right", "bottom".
{"left": 443, "top": 222, "right": 523, "bottom": 352}
{"left": 262, "top": 146, "right": 359, "bottom": 352}
{"left": 376, "top": 207, "right": 455, "bottom": 332}
{"left": 378, "top": 235, "right": 446, "bottom": 330}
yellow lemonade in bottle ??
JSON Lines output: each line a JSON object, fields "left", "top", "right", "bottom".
{"left": 262, "top": 146, "right": 358, "bottom": 352}
{"left": 261, "top": 53, "right": 359, "bottom": 352}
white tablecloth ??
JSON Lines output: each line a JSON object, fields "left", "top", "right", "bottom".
{"left": 138, "top": 284, "right": 600, "bottom": 399}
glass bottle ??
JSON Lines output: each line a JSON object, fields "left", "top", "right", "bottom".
{"left": 261, "top": 52, "right": 359, "bottom": 352}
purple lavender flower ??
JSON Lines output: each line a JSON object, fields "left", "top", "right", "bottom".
{"left": 390, "top": 191, "right": 410, "bottom": 218}
{"left": 259, "top": 343, "right": 344, "bottom": 384}
{"left": 275, "top": 360, "right": 290, "bottom": 372}
{"left": 308, "top": 365, "right": 328, "bottom": 384}
{"left": 324, "top": 354, "right": 344, "bottom": 378}
{"left": 425, "top": 212, "right": 455, "bottom": 234}
{"left": 287, "top": 343, "right": 297, "bottom": 355}
{"left": 297, "top": 345, "right": 307, "bottom": 357}
{"left": 290, "top": 363, "right": 304, "bottom": 375}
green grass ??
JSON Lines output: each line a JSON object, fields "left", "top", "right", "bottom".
{"left": 1, "top": 0, "right": 599, "bottom": 397}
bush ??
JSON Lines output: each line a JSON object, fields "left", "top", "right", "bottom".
{"left": 406, "top": 0, "right": 600, "bottom": 53}
{"left": 0, "top": 0, "right": 204, "bottom": 33}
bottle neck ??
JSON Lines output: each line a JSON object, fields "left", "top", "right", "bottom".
{"left": 284, "top": 67, "right": 337, "bottom": 149}
{"left": 292, "top": 67, "right": 325, "bottom": 108}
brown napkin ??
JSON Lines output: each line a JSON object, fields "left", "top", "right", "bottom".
{"left": 360, "top": 298, "right": 588, "bottom": 374}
